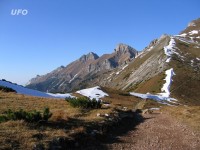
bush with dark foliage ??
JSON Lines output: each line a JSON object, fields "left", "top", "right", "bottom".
{"left": 0, "top": 86, "right": 16, "bottom": 93}
{"left": 65, "top": 97, "right": 102, "bottom": 109}
{"left": 0, "top": 107, "right": 52, "bottom": 123}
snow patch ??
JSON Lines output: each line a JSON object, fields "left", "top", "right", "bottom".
{"left": 135, "top": 51, "right": 144, "bottom": 58}
{"left": 115, "top": 70, "right": 122, "bottom": 75}
{"left": 0, "top": 80, "right": 73, "bottom": 99}
{"left": 122, "top": 64, "right": 128, "bottom": 70}
{"left": 177, "top": 37, "right": 191, "bottom": 44}
{"left": 47, "top": 93, "right": 74, "bottom": 98}
{"left": 163, "top": 38, "right": 176, "bottom": 62}
{"left": 159, "top": 68, "right": 175, "bottom": 97}
{"left": 107, "top": 72, "right": 114, "bottom": 80}
{"left": 149, "top": 108, "right": 160, "bottom": 110}
{"left": 69, "top": 74, "right": 78, "bottom": 83}
{"left": 59, "top": 81, "right": 66, "bottom": 87}
{"left": 129, "top": 68, "right": 176, "bottom": 104}
{"left": 129, "top": 92, "right": 176, "bottom": 103}
{"left": 76, "top": 86, "right": 108, "bottom": 100}
{"left": 116, "top": 64, "right": 128, "bottom": 75}
{"left": 178, "top": 33, "right": 187, "bottom": 37}
{"left": 188, "top": 30, "right": 199, "bottom": 35}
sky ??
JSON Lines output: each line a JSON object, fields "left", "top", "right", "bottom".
{"left": 0, "top": 0, "right": 199, "bottom": 85}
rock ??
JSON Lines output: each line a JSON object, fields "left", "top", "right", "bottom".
{"left": 97, "top": 113, "right": 101, "bottom": 117}
{"left": 142, "top": 109, "right": 153, "bottom": 114}
{"left": 33, "top": 143, "right": 45, "bottom": 150}
{"left": 105, "top": 113, "right": 109, "bottom": 117}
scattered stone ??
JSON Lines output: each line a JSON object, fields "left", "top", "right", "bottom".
{"left": 105, "top": 113, "right": 109, "bottom": 117}
{"left": 142, "top": 109, "right": 153, "bottom": 114}
{"left": 97, "top": 113, "right": 101, "bottom": 117}
{"left": 123, "top": 107, "right": 128, "bottom": 111}
{"left": 33, "top": 143, "right": 45, "bottom": 150}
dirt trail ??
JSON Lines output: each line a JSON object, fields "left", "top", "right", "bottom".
{"left": 107, "top": 112, "right": 200, "bottom": 150}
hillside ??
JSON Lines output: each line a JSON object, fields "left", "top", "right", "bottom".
{"left": 95, "top": 18, "right": 200, "bottom": 105}
{"left": 0, "top": 80, "right": 72, "bottom": 98}
{"left": 26, "top": 18, "right": 200, "bottom": 106}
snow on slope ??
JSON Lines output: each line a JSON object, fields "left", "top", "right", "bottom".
{"left": 164, "top": 38, "right": 176, "bottom": 62}
{"left": 47, "top": 93, "right": 74, "bottom": 98}
{"left": 159, "top": 68, "right": 175, "bottom": 97}
{"left": 129, "top": 69, "right": 176, "bottom": 103}
{"left": 116, "top": 64, "right": 128, "bottom": 75}
{"left": 69, "top": 74, "right": 78, "bottom": 83}
{"left": 188, "top": 30, "right": 199, "bottom": 35}
{"left": 0, "top": 80, "right": 73, "bottom": 98}
{"left": 76, "top": 86, "right": 108, "bottom": 100}
{"left": 129, "top": 92, "right": 176, "bottom": 103}
{"left": 130, "top": 37, "right": 177, "bottom": 104}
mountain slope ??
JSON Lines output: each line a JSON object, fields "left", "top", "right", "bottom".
{"left": 0, "top": 80, "right": 73, "bottom": 98}
{"left": 26, "top": 18, "right": 200, "bottom": 105}
{"left": 101, "top": 18, "right": 200, "bottom": 105}
{"left": 26, "top": 44, "right": 138, "bottom": 93}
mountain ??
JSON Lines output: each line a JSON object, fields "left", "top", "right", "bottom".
{"left": 0, "top": 80, "right": 73, "bottom": 98}
{"left": 26, "top": 18, "right": 200, "bottom": 105}
{"left": 98, "top": 18, "right": 200, "bottom": 105}
{"left": 26, "top": 44, "right": 138, "bottom": 93}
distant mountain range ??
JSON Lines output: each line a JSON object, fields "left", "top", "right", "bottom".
{"left": 26, "top": 43, "right": 138, "bottom": 93}
{"left": 26, "top": 18, "right": 200, "bottom": 105}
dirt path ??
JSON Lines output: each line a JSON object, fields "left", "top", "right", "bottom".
{"left": 107, "top": 112, "right": 200, "bottom": 150}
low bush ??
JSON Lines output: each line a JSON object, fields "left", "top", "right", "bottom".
{"left": 0, "top": 86, "right": 16, "bottom": 93}
{"left": 119, "top": 92, "right": 131, "bottom": 96}
{"left": 43, "top": 107, "right": 52, "bottom": 121}
{"left": 0, "top": 115, "right": 8, "bottom": 123}
{"left": 65, "top": 97, "right": 102, "bottom": 109}
{"left": 1, "top": 107, "right": 52, "bottom": 123}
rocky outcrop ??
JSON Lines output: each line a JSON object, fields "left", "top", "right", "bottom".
{"left": 79, "top": 52, "right": 99, "bottom": 62}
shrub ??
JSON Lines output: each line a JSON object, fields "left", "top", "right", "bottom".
{"left": 43, "top": 107, "right": 52, "bottom": 121}
{"left": 119, "top": 92, "right": 131, "bottom": 96}
{"left": 0, "top": 115, "right": 8, "bottom": 123}
{"left": 2, "top": 107, "right": 52, "bottom": 123}
{"left": 26, "top": 110, "right": 43, "bottom": 122}
{"left": 0, "top": 86, "right": 16, "bottom": 93}
{"left": 65, "top": 97, "right": 102, "bottom": 109}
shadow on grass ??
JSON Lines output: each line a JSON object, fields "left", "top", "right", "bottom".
{"left": 31, "top": 109, "right": 146, "bottom": 150}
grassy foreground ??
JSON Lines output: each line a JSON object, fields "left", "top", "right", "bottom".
{"left": 0, "top": 90, "right": 141, "bottom": 149}
{"left": 0, "top": 89, "right": 199, "bottom": 149}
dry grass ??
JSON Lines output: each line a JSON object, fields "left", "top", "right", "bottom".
{"left": 168, "top": 39, "right": 200, "bottom": 105}
{"left": 134, "top": 72, "right": 165, "bottom": 94}
{"left": 0, "top": 89, "right": 141, "bottom": 149}
{"left": 101, "top": 87, "right": 140, "bottom": 109}
{"left": 0, "top": 91, "right": 110, "bottom": 149}
{"left": 162, "top": 106, "right": 200, "bottom": 132}
{"left": 0, "top": 120, "right": 69, "bottom": 149}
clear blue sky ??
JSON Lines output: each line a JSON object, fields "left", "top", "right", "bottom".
{"left": 0, "top": 0, "right": 199, "bottom": 85}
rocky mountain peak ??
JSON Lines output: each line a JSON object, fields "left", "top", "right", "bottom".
{"left": 187, "top": 18, "right": 200, "bottom": 27}
{"left": 115, "top": 43, "right": 136, "bottom": 53}
{"left": 79, "top": 52, "right": 99, "bottom": 62}
{"left": 178, "top": 18, "right": 200, "bottom": 44}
